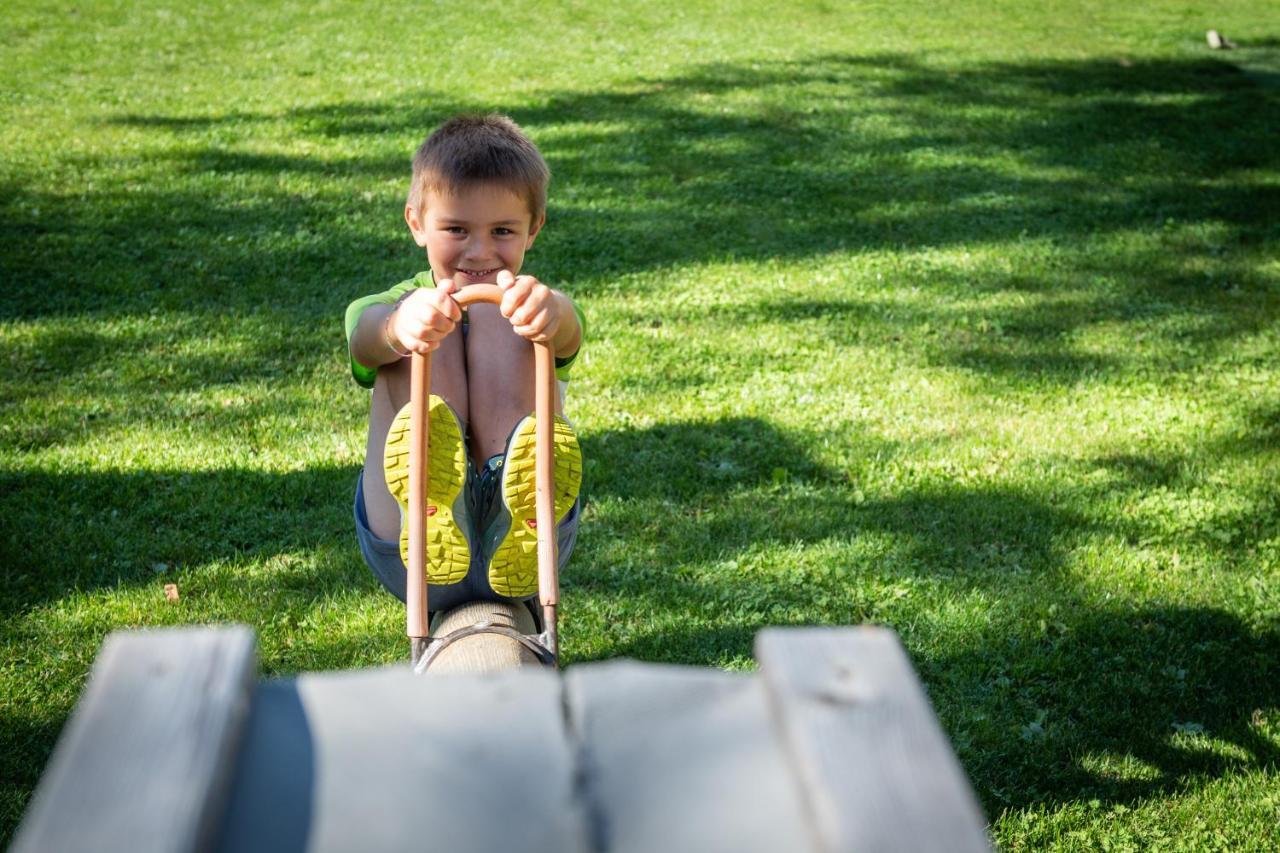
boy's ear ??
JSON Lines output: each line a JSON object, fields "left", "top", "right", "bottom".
{"left": 405, "top": 205, "right": 430, "bottom": 248}
{"left": 525, "top": 213, "right": 546, "bottom": 249}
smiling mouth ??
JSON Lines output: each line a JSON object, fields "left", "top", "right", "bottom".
{"left": 457, "top": 267, "right": 500, "bottom": 278}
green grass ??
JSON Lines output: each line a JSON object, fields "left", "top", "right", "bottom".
{"left": 3, "top": 0, "right": 1279, "bottom": 847}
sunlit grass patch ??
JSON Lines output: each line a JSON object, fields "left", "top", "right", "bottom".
{"left": 4, "top": 0, "right": 1280, "bottom": 846}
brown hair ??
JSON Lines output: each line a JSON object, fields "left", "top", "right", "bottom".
{"left": 407, "top": 114, "right": 549, "bottom": 225}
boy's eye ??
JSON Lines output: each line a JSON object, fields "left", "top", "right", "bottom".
{"left": 493, "top": 228, "right": 513, "bottom": 236}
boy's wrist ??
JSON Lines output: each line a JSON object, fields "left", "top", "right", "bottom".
{"left": 551, "top": 290, "right": 581, "bottom": 356}
{"left": 382, "top": 310, "right": 411, "bottom": 358}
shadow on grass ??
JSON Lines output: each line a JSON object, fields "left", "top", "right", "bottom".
{"left": 581, "top": 415, "right": 852, "bottom": 502}
{"left": 0, "top": 712, "right": 65, "bottom": 847}
{"left": 929, "top": 605, "right": 1280, "bottom": 815}
{"left": 3, "top": 412, "right": 1276, "bottom": 829}
{"left": 581, "top": 598, "right": 1279, "bottom": 816}
{"left": 3, "top": 52, "right": 1276, "bottom": 390}
{"left": 574, "top": 419, "right": 1084, "bottom": 665}
{"left": 0, "top": 463, "right": 368, "bottom": 617}
{"left": 576, "top": 414, "right": 1275, "bottom": 614}
{"left": 568, "top": 416, "right": 1278, "bottom": 815}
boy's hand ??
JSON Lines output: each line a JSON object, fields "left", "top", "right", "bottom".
{"left": 497, "top": 270, "right": 564, "bottom": 343}
{"left": 388, "top": 278, "right": 462, "bottom": 354}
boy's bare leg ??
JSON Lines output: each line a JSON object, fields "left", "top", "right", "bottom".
{"left": 361, "top": 330, "right": 468, "bottom": 542}
{"left": 463, "top": 303, "right": 538, "bottom": 465}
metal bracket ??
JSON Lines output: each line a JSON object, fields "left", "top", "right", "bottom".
{"left": 411, "top": 621, "right": 557, "bottom": 674}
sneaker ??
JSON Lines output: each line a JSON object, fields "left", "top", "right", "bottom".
{"left": 383, "top": 395, "right": 471, "bottom": 585}
{"left": 481, "top": 413, "right": 582, "bottom": 598}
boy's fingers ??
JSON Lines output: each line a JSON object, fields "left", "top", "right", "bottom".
{"left": 509, "top": 302, "right": 529, "bottom": 326}
{"left": 513, "top": 302, "right": 543, "bottom": 327}
{"left": 512, "top": 305, "right": 555, "bottom": 338}
{"left": 500, "top": 280, "right": 529, "bottom": 318}
{"left": 519, "top": 308, "right": 551, "bottom": 337}
{"left": 423, "top": 285, "right": 461, "bottom": 322}
{"left": 437, "top": 278, "right": 460, "bottom": 315}
{"left": 502, "top": 275, "right": 543, "bottom": 319}
{"left": 496, "top": 270, "right": 515, "bottom": 289}
{"left": 405, "top": 312, "right": 453, "bottom": 341}
{"left": 418, "top": 309, "right": 451, "bottom": 336}
{"left": 440, "top": 295, "right": 462, "bottom": 322}
{"left": 431, "top": 313, "right": 457, "bottom": 334}
{"left": 511, "top": 282, "right": 552, "bottom": 326}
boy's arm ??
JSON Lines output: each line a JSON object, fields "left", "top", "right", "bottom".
{"left": 549, "top": 290, "right": 583, "bottom": 361}
{"left": 348, "top": 303, "right": 403, "bottom": 372}
{"left": 344, "top": 275, "right": 425, "bottom": 387}
{"left": 346, "top": 277, "right": 462, "bottom": 384}
{"left": 549, "top": 293, "right": 588, "bottom": 385}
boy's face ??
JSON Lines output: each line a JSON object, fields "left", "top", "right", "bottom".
{"left": 405, "top": 183, "right": 543, "bottom": 285}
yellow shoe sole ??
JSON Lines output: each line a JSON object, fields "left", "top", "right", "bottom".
{"left": 383, "top": 395, "right": 470, "bottom": 586}
{"left": 488, "top": 415, "right": 582, "bottom": 598}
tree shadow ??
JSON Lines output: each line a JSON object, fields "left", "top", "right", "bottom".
{"left": 573, "top": 419, "right": 1085, "bottom": 665}
{"left": 0, "top": 463, "right": 369, "bottom": 617}
{"left": 5, "top": 48, "right": 1280, "bottom": 838}
{"left": 580, "top": 415, "right": 856, "bottom": 502}
{"left": 3, "top": 54, "right": 1275, "bottom": 391}
{"left": 587, "top": 601, "right": 1279, "bottom": 817}
{"left": 565, "top": 415, "right": 1278, "bottom": 816}
{"left": 0, "top": 712, "right": 65, "bottom": 847}
{"left": 926, "top": 605, "right": 1280, "bottom": 816}
{"left": 3, "top": 411, "right": 1275, "bottom": 832}
{"left": 573, "top": 412, "right": 1275, "bottom": 613}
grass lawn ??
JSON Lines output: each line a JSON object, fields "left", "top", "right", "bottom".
{"left": 3, "top": 0, "right": 1279, "bottom": 848}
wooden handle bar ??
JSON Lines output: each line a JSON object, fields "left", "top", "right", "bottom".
{"left": 407, "top": 285, "right": 560, "bottom": 645}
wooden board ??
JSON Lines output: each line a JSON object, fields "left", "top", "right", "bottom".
{"left": 214, "top": 666, "right": 589, "bottom": 853}
{"left": 756, "top": 627, "right": 990, "bottom": 853}
{"left": 16, "top": 625, "right": 994, "bottom": 852}
{"left": 11, "top": 626, "right": 256, "bottom": 853}
{"left": 565, "top": 660, "right": 814, "bottom": 852}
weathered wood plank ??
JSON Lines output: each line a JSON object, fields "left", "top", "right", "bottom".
{"left": 756, "top": 627, "right": 990, "bottom": 853}
{"left": 11, "top": 626, "right": 257, "bottom": 853}
{"left": 566, "top": 660, "right": 814, "bottom": 853}
{"left": 214, "top": 666, "right": 588, "bottom": 853}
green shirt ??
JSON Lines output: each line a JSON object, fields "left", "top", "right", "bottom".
{"left": 344, "top": 271, "right": 586, "bottom": 389}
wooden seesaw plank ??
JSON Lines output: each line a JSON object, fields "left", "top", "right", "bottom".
{"left": 15, "top": 624, "right": 995, "bottom": 853}
{"left": 756, "top": 627, "right": 991, "bottom": 853}
{"left": 565, "top": 660, "right": 814, "bottom": 853}
{"left": 213, "top": 666, "right": 589, "bottom": 853}
{"left": 11, "top": 626, "right": 256, "bottom": 853}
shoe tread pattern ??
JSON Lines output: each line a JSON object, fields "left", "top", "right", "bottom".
{"left": 489, "top": 415, "right": 582, "bottom": 598}
{"left": 383, "top": 396, "right": 470, "bottom": 585}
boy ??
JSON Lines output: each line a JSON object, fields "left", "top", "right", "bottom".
{"left": 345, "top": 114, "right": 584, "bottom": 641}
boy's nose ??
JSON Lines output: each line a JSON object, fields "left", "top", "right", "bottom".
{"left": 463, "top": 238, "right": 495, "bottom": 260}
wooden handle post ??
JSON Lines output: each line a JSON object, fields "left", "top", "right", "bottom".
{"left": 407, "top": 351, "right": 430, "bottom": 644}
{"left": 534, "top": 342, "right": 560, "bottom": 645}
{"left": 410, "top": 284, "right": 559, "bottom": 654}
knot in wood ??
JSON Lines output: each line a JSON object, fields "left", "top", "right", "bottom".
{"left": 812, "top": 660, "right": 862, "bottom": 706}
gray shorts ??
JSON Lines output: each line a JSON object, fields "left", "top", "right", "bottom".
{"left": 353, "top": 470, "right": 581, "bottom": 614}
